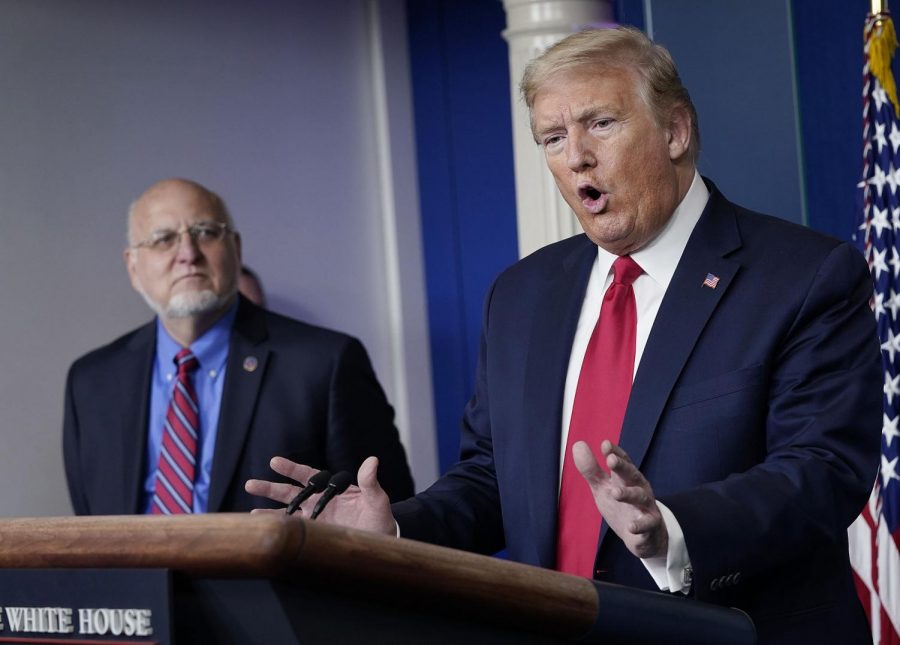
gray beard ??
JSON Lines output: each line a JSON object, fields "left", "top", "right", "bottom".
{"left": 140, "top": 288, "right": 234, "bottom": 319}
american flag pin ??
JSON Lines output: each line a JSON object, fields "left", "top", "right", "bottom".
{"left": 702, "top": 273, "right": 720, "bottom": 289}
{"left": 243, "top": 356, "right": 259, "bottom": 372}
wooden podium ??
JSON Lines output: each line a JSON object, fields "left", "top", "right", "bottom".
{"left": 0, "top": 515, "right": 755, "bottom": 644}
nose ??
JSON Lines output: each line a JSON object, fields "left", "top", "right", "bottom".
{"left": 565, "top": 131, "right": 597, "bottom": 172}
{"left": 173, "top": 229, "right": 201, "bottom": 263}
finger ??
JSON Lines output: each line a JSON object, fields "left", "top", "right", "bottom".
{"left": 628, "top": 513, "right": 663, "bottom": 535}
{"left": 269, "top": 456, "right": 318, "bottom": 483}
{"left": 602, "top": 442, "right": 637, "bottom": 474}
{"left": 358, "top": 456, "right": 386, "bottom": 498}
{"left": 572, "top": 441, "right": 608, "bottom": 484}
{"left": 626, "top": 515, "right": 668, "bottom": 558}
{"left": 244, "top": 479, "right": 300, "bottom": 504}
{"left": 357, "top": 456, "right": 378, "bottom": 488}
{"left": 601, "top": 442, "right": 629, "bottom": 479}
{"left": 606, "top": 450, "right": 645, "bottom": 487}
{"left": 249, "top": 508, "right": 286, "bottom": 516}
{"left": 601, "top": 441, "right": 631, "bottom": 461}
{"left": 612, "top": 484, "right": 654, "bottom": 509}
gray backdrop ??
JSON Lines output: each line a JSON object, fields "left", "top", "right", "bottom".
{"left": 0, "top": 0, "right": 436, "bottom": 516}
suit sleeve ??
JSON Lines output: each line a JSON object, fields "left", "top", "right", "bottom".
{"left": 660, "top": 242, "right": 882, "bottom": 602}
{"left": 325, "top": 337, "right": 415, "bottom": 502}
{"left": 62, "top": 364, "right": 90, "bottom": 516}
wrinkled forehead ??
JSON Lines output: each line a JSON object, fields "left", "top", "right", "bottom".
{"left": 529, "top": 63, "right": 645, "bottom": 134}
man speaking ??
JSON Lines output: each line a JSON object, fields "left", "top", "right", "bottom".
{"left": 247, "top": 28, "right": 880, "bottom": 644}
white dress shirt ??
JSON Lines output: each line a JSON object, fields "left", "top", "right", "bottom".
{"left": 559, "top": 171, "right": 709, "bottom": 593}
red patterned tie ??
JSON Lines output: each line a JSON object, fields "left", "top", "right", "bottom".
{"left": 556, "top": 255, "right": 643, "bottom": 577}
{"left": 151, "top": 348, "right": 200, "bottom": 514}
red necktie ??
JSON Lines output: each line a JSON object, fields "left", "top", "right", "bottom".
{"left": 151, "top": 348, "right": 200, "bottom": 515}
{"left": 556, "top": 255, "right": 643, "bottom": 577}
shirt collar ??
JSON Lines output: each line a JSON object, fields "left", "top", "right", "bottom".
{"left": 596, "top": 170, "right": 709, "bottom": 286}
{"left": 155, "top": 300, "right": 238, "bottom": 376}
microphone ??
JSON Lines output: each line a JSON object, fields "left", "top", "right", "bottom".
{"left": 310, "top": 471, "right": 353, "bottom": 520}
{"left": 285, "top": 470, "right": 332, "bottom": 516}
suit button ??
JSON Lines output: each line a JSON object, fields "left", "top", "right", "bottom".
{"left": 733, "top": 572, "right": 742, "bottom": 584}
{"left": 710, "top": 578, "right": 720, "bottom": 591}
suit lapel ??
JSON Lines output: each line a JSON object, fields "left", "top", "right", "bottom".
{"left": 121, "top": 323, "right": 156, "bottom": 514}
{"left": 207, "top": 297, "right": 270, "bottom": 512}
{"left": 523, "top": 236, "right": 597, "bottom": 568}
{"left": 599, "top": 187, "right": 743, "bottom": 545}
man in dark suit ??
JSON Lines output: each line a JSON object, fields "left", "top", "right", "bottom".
{"left": 64, "top": 178, "right": 413, "bottom": 515}
{"left": 246, "top": 28, "right": 880, "bottom": 643}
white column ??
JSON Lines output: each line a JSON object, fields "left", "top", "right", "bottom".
{"left": 365, "top": 0, "right": 438, "bottom": 488}
{"left": 501, "top": 0, "right": 614, "bottom": 258}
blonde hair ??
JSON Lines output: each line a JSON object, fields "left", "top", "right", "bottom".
{"left": 521, "top": 26, "right": 700, "bottom": 163}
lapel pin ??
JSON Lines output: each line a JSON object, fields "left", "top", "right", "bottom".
{"left": 702, "top": 273, "right": 720, "bottom": 289}
{"left": 243, "top": 356, "right": 259, "bottom": 373}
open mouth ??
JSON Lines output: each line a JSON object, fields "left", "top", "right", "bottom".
{"left": 580, "top": 186, "right": 602, "bottom": 200}
{"left": 577, "top": 184, "right": 608, "bottom": 213}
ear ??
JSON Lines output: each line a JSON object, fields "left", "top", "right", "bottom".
{"left": 666, "top": 105, "right": 691, "bottom": 161}
{"left": 124, "top": 247, "right": 142, "bottom": 294}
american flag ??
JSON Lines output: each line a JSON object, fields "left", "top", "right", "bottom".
{"left": 851, "top": 11, "right": 900, "bottom": 645}
{"left": 702, "top": 273, "right": 720, "bottom": 289}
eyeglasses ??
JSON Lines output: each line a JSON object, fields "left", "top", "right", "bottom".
{"left": 131, "top": 221, "right": 233, "bottom": 253}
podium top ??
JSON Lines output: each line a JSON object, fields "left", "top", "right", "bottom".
{"left": 0, "top": 514, "right": 598, "bottom": 638}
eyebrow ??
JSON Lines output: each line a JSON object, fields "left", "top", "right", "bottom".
{"left": 149, "top": 219, "right": 219, "bottom": 231}
{"left": 533, "top": 104, "right": 621, "bottom": 140}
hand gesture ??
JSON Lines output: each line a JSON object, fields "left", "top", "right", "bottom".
{"left": 573, "top": 440, "right": 667, "bottom": 559}
{"left": 245, "top": 455, "right": 397, "bottom": 536}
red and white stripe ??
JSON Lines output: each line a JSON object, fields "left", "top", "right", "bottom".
{"left": 850, "top": 485, "right": 900, "bottom": 645}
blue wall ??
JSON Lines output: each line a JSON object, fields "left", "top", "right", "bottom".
{"left": 792, "top": 0, "right": 870, "bottom": 240}
{"left": 648, "top": 0, "right": 804, "bottom": 225}
{"left": 406, "top": 0, "right": 518, "bottom": 473}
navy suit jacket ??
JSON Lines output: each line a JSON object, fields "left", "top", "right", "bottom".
{"left": 63, "top": 296, "right": 414, "bottom": 514}
{"left": 393, "top": 184, "right": 881, "bottom": 644}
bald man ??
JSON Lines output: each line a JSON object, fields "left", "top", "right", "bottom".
{"left": 63, "top": 178, "right": 413, "bottom": 515}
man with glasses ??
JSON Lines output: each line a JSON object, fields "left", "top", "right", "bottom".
{"left": 63, "top": 178, "right": 414, "bottom": 515}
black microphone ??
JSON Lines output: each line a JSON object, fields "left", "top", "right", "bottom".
{"left": 310, "top": 471, "right": 353, "bottom": 520}
{"left": 285, "top": 470, "right": 332, "bottom": 516}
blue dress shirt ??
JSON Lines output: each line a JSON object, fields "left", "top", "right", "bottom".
{"left": 141, "top": 302, "right": 238, "bottom": 513}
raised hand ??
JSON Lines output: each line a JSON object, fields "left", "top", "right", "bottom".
{"left": 573, "top": 439, "right": 667, "bottom": 559}
{"left": 245, "top": 455, "right": 397, "bottom": 536}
